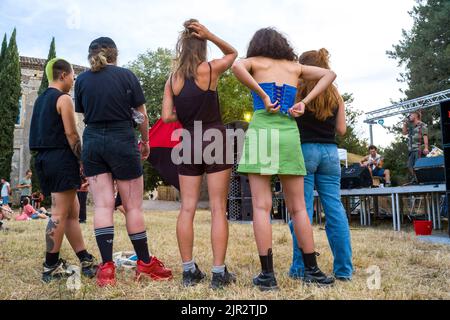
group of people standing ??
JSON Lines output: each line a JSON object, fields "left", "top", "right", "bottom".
{"left": 29, "top": 20, "right": 354, "bottom": 290}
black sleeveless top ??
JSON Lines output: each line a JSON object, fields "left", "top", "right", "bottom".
{"left": 29, "top": 87, "right": 70, "bottom": 150}
{"left": 296, "top": 107, "right": 338, "bottom": 144}
{"left": 171, "top": 63, "right": 223, "bottom": 131}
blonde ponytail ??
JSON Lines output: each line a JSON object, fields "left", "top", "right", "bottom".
{"left": 88, "top": 47, "right": 118, "bottom": 72}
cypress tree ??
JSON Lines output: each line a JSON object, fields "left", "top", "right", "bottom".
{"left": 0, "top": 33, "right": 7, "bottom": 68}
{"left": 0, "top": 28, "right": 22, "bottom": 181}
{"left": 37, "top": 37, "right": 56, "bottom": 95}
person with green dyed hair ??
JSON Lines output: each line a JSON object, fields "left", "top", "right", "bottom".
{"left": 29, "top": 57, "right": 98, "bottom": 283}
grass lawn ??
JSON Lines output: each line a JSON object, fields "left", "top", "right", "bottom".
{"left": 0, "top": 210, "right": 449, "bottom": 300}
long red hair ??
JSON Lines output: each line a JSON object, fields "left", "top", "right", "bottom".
{"left": 298, "top": 48, "right": 341, "bottom": 121}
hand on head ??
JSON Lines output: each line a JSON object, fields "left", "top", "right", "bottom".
{"left": 187, "top": 21, "right": 211, "bottom": 40}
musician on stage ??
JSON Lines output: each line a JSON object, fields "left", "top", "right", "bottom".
{"left": 402, "top": 111, "right": 429, "bottom": 184}
{"left": 360, "top": 145, "right": 392, "bottom": 187}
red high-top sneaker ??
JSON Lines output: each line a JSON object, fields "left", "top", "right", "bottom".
{"left": 136, "top": 256, "right": 173, "bottom": 281}
{"left": 96, "top": 262, "right": 116, "bottom": 287}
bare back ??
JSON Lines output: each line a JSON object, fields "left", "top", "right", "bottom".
{"left": 171, "top": 61, "right": 220, "bottom": 95}
{"left": 248, "top": 57, "right": 302, "bottom": 87}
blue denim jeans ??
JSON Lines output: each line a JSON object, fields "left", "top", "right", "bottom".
{"left": 289, "top": 143, "right": 353, "bottom": 278}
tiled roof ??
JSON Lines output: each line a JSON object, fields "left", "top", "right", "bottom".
{"left": 20, "top": 56, "right": 88, "bottom": 73}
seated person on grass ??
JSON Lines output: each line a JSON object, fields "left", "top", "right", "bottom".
{"left": 15, "top": 197, "right": 49, "bottom": 221}
{"left": 360, "top": 145, "right": 391, "bottom": 187}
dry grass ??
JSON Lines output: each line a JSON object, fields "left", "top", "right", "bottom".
{"left": 0, "top": 210, "right": 449, "bottom": 300}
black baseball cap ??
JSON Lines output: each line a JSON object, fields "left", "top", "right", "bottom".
{"left": 89, "top": 37, "right": 117, "bottom": 50}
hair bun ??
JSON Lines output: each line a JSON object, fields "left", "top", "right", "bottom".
{"left": 183, "top": 19, "right": 199, "bottom": 36}
{"left": 318, "top": 48, "right": 330, "bottom": 61}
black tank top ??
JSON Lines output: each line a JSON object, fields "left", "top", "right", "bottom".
{"left": 171, "top": 63, "right": 223, "bottom": 131}
{"left": 29, "top": 87, "right": 70, "bottom": 150}
{"left": 296, "top": 107, "right": 338, "bottom": 144}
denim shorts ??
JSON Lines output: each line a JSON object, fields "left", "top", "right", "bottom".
{"left": 372, "top": 167, "right": 385, "bottom": 177}
{"left": 35, "top": 148, "right": 81, "bottom": 197}
{"left": 1, "top": 196, "right": 9, "bottom": 205}
{"left": 82, "top": 121, "right": 143, "bottom": 180}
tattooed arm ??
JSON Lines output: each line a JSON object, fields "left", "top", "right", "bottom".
{"left": 57, "top": 95, "right": 82, "bottom": 161}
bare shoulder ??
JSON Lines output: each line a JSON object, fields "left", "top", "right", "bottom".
{"left": 194, "top": 61, "right": 210, "bottom": 74}
{"left": 291, "top": 61, "right": 302, "bottom": 76}
{"left": 57, "top": 94, "right": 73, "bottom": 105}
{"left": 246, "top": 57, "right": 272, "bottom": 72}
{"left": 57, "top": 94, "right": 74, "bottom": 112}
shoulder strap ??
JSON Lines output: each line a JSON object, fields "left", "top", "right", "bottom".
{"left": 207, "top": 62, "right": 212, "bottom": 91}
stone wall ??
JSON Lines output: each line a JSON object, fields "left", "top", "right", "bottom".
{"left": 10, "top": 57, "right": 86, "bottom": 204}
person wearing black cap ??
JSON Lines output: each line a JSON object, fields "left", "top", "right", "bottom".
{"left": 29, "top": 57, "right": 98, "bottom": 283}
{"left": 75, "top": 37, "right": 172, "bottom": 287}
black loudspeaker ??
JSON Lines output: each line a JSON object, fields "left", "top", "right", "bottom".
{"left": 239, "top": 175, "right": 252, "bottom": 197}
{"left": 441, "top": 100, "right": 450, "bottom": 190}
{"left": 241, "top": 199, "right": 253, "bottom": 221}
{"left": 414, "top": 156, "right": 445, "bottom": 184}
{"left": 440, "top": 99, "right": 450, "bottom": 236}
{"left": 341, "top": 164, "right": 372, "bottom": 189}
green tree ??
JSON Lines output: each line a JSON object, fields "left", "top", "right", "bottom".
{"left": 382, "top": 137, "right": 410, "bottom": 186}
{"left": 37, "top": 37, "right": 56, "bottom": 95}
{"left": 0, "top": 34, "right": 7, "bottom": 68}
{"left": 218, "top": 70, "right": 253, "bottom": 124}
{"left": 0, "top": 28, "right": 22, "bottom": 181}
{"left": 336, "top": 93, "right": 368, "bottom": 156}
{"left": 127, "top": 48, "right": 173, "bottom": 191}
{"left": 127, "top": 48, "right": 173, "bottom": 126}
{"left": 387, "top": 0, "right": 450, "bottom": 148}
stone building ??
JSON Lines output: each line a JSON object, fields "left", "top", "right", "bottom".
{"left": 10, "top": 56, "right": 86, "bottom": 203}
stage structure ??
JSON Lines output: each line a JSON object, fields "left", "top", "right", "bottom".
{"left": 364, "top": 89, "right": 450, "bottom": 146}
{"left": 364, "top": 89, "right": 450, "bottom": 236}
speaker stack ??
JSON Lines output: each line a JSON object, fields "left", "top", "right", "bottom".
{"left": 225, "top": 121, "right": 252, "bottom": 221}
{"left": 414, "top": 156, "right": 445, "bottom": 184}
{"left": 440, "top": 100, "right": 450, "bottom": 236}
{"left": 340, "top": 164, "right": 372, "bottom": 189}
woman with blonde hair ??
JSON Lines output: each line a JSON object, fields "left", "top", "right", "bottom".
{"left": 75, "top": 37, "right": 172, "bottom": 287}
{"left": 289, "top": 48, "right": 353, "bottom": 282}
{"left": 162, "top": 19, "right": 238, "bottom": 289}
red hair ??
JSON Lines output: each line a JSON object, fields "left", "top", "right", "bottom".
{"left": 298, "top": 48, "right": 341, "bottom": 121}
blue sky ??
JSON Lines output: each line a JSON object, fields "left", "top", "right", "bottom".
{"left": 0, "top": 0, "right": 416, "bottom": 146}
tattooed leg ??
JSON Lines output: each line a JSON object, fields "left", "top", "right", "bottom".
{"left": 45, "top": 191, "right": 73, "bottom": 254}
{"left": 45, "top": 218, "right": 60, "bottom": 252}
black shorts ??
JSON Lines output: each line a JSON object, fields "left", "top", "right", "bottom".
{"left": 177, "top": 126, "right": 233, "bottom": 176}
{"left": 35, "top": 148, "right": 81, "bottom": 197}
{"left": 82, "top": 121, "right": 143, "bottom": 180}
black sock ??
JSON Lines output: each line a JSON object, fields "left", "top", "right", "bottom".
{"left": 259, "top": 248, "right": 274, "bottom": 273}
{"left": 45, "top": 252, "right": 59, "bottom": 267}
{"left": 129, "top": 231, "right": 151, "bottom": 264}
{"left": 76, "top": 249, "right": 90, "bottom": 262}
{"left": 301, "top": 249, "right": 318, "bottom": 269}
{"left": 95, "top": 226, "right": 114, "bottom": 264}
